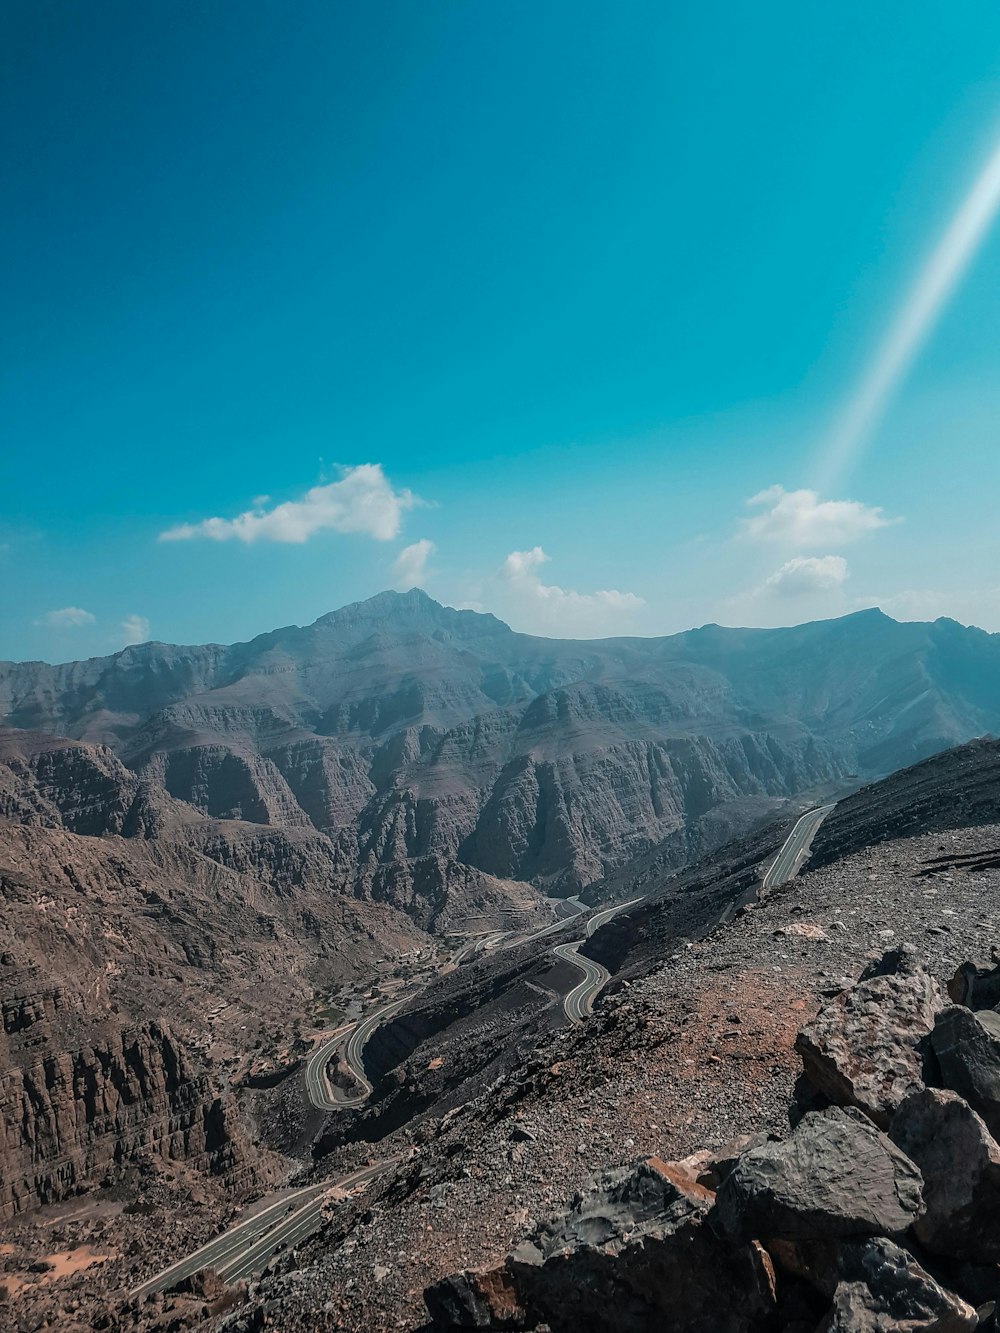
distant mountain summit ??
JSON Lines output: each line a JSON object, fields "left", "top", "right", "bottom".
{"left": 2, "top": 591, "right": 999, "bottom": 893}
{"left": 313, "top": 587, "right": 511, "bottom": 638}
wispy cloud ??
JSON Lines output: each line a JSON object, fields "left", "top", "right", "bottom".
{"left": 391, "top": 539, "right": 435, "bottom": 589}
{"left": 494, "top": 547, "right": 644, "bottom": 636}
{"left": 159, "top": 464, "right": 419, "bottom": 544}
{"left": 741, "top": 485, "right": 895, "bottom": 547}
{"left": 121, "top": 614, "right": 150, "bottom": 646}
{"left": 35, "top": 606, "right": 96, "bottom": 628}
{"left": 853, "top": 586, "right": 1000, "bottom": 631}
{"left": 761, "top": 555, "right": 848, "bottom": 596}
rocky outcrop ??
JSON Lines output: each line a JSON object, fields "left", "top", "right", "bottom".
{"left": 426, "top": 1157, "right": 778, "bottom": 1333}
{"left": 890, "top": 1089, "right": 1000, "bottom": 1264}
{"left": 930, "top": 1007, "right": 1000, "bottom": 1137}
{"left": 425, "top": 948, "right": 1000, "bottom": 1331}
{"left": 795, "top": 948, "right": 943, "bottom": 1128}
{"left": 948, "top": 957, "right": 1000, "bottom": 1011}
{"left": 823, "top": 1238, "right": 978, "bottom": 1332}
{"left": 0, "top": 966, "right": 249, "bottom": 1220}
{"left": 714, "top": 1106, "right": 923, "bottom": 1241}
{"left": 0, "top": 730, "right": 140, "bottom": 834}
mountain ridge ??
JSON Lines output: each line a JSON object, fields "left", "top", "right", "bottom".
{"left": 2, "top": 590, "right": 999, "bottom": 895}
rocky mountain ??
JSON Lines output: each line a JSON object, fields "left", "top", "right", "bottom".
{"left": 0, "top": 727, "right": 548, "bottom": 1224}
{"left": 3, "top": 590, "right": 999, "bottom": 896}
{"left": 6, "top": 716, "right": 1000, "bottom": 1325}
{"left": 83, "top": 732, "right": 1000, "bottom": 1333}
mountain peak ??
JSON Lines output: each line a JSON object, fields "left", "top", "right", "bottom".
{"left": 311, "top": 588, "right": 511, "bottom": 637}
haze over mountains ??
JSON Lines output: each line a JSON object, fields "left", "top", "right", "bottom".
{"left": 3, "top": 589, "right": 1000, "bottom": 898}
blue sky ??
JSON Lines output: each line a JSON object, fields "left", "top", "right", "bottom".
{"left": 5, "top": 1, "right": 1000, "bottom": 660}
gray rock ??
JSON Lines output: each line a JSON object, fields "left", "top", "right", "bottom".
{"left": 424, "top": 1266, "right": 529, "bottom": 1328}
{"left": 820, "top": 1236, "right": 978, "bottom": 1331}
{"left": 795, "top": 948, "right": 943, "bottom": 1128}
{"left": 948, "top": 958, "right": 1000, "bottom": 1011}
{"left": 890, "top": 1088, "right": 1000, "bottom": 1264}
{"left": 931, "top": 1006, "right": 1000, "bottom": 1135}
{"left": 714, "top": 1106, "right": 924, "bottom": 1241}
{"left": 426, "top": 1157, "right": 777, "bottom": 1332}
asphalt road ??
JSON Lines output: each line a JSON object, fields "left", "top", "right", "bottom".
{"left": 303, "top": 1024, "right": 357, "bottom": 1111}
{"left": 130, "top": 1184, "right": 328, "bottom": 1300}
{"left": 131, "top": 1159, "right": 401, "bottom": 1298}
{"left": 551, "top": 941, "right": 610, "bottom": 1023}
{"left": 304, "top": 995, "right": 410, "bottom": 1111}
{"left": 585, "top": 896, "right": 644, "bottom": 938}
{"left": 762, "top": 803, "right": 836, "bottom": 891}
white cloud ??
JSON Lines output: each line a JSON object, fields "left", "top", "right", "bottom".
{"left": 741, "top": 485, "right": 895, "bottom": 547}
{"left": 855, "top": 587, "right": 1000, "bottom": 631}
{"left": 159, "top": 464, "right": 419, "bottom": 545}
{"left": 494, "top": 547, "right": 644, "bottom": 636}
{"left": 36, "top": 606, "right": 96, "bottom": 628}
{"left": 762, "top": 555, "right": 849, "bottom": 597}
{"left": 121, "top": 614, "right": 150, "bottom": 646}
{"left": 391, "top": 539, "right": 435, "bottom": 589}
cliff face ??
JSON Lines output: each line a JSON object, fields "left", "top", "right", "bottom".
{"left": 0, "top": 958, "right": 248, "bottom": 1220}
{"left": 0, "top": 722, "right": 558, "bottom": 1216}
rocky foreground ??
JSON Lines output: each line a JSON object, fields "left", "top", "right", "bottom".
{"left": 427, "top": 945, "right": 1000, "bottom": 1330}
{"left": 7, "top": 741, "right": 1000, "bottom": 1330}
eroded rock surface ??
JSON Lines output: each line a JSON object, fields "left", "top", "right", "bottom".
{"left": 795, "top": 947, "right": 943, "bottom": 1128}
{"left": 931, "top": 1006, "right": 1000, "bottom": 1136}
{"left": 714, "top": 1106, "right": 923, "bottom": 1242}
{"left": 891, "top": 1088, "right": 1000, "bottom": 1263}
{"left": 822, "top": 1237, "right": 978, "bottom": 1332}
{"left": 426, "top": 1157, "right": 777, "bottom": 1333}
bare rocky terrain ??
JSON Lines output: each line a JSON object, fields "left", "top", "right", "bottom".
{"left": 4, "top": 597, "right": 1000, "bottom": 1329}
{"left": 215, "top": 746, "right": 1000, "bottom": 1331}
{"left": 0, "top": 736, "right": 997, "bottom": 1329}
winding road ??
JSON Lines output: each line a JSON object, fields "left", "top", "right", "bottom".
{"left": 131, "top": 1159, "right": 400, "bottom": 1299}
{"left": 305, "top": 996, "right": 410, "bottom": 1111}
{"left": 137, "top": 804, "right": 839, "bottom": 1300}
{"left": 762, "top": 803, "right": 836, "bottom": 891}
{"left": 551, "top": 941, "right": 610, "bottom": 1023}
{"left": 585, "top": 896, "right": 644, "bottom": 937}
{"left": 305, "top": 813, "right": 831, "bottom": 1109}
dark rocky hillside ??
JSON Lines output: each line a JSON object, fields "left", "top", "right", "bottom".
{"left": 809, "top": 735, "right": 1000, "bottom": 868}
{"left": 3, "top": 591, "right": 1000, "bottom": 895}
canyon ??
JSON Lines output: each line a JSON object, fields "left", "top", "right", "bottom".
{"left": 3, "top": 593, "right": 1000, "bottom": 1328}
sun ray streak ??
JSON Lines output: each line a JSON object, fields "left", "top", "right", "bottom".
{"left": 820, "top": 133, "right": 1000, "bottom": 487}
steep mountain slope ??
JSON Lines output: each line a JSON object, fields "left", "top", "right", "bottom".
{"left": 809, "top": 735, "right": 1000, "bottom": 867}
{"left": 84, "top": 735, "right": 1000, "bottom": 1333}
{"left": 3, "top": 592, "right": 999, "bottom": 894}
{"left": 0, "top": 729, "right": 547, "bottom": 1220}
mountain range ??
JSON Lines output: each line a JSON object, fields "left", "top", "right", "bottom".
{"left": 3, "top": 588, "right": 1000, "bottom": 896}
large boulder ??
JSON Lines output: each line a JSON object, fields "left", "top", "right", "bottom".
{"left": 820, "top": 1237, "right": 979, "bottom": 1332}
{"left": 424, "top": 1266, "right": 529, "bottom": 1329}
{"left": 931, "top": 1006, "right": 1000, "bottom": 1136}
{"left": 425, "top": 1157, "right": 778, "bottom": 1332}
{"left": 890, "top": 1088, "right": 1000, "bottom": 1264}
{"left": 714, "top": 1106, "right": 924, "bottom": 1242}
{"left": 796, "top": 948, "right": 943, "bottom": 1128}
{"left": 948, "top": 957, "right": 1000, "bottom": 1011}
